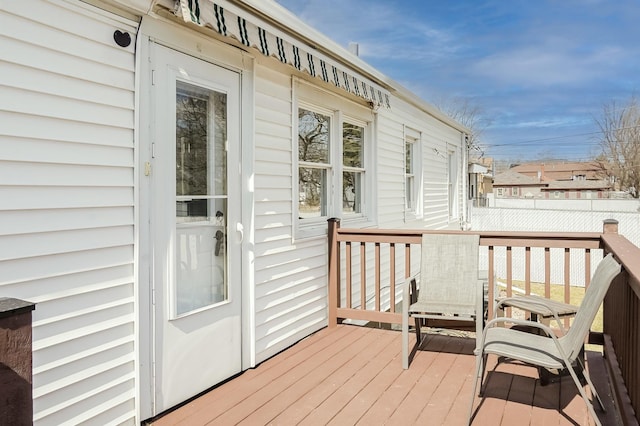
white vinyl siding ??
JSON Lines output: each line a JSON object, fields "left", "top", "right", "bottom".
{"left": 251, "top": 63, "right": 466, "bottom": 364}
{"left": 375, "top": 97, "right": 463, "bottom": 230}
{"left": 0, "top": 1, "right": 137, "bottom": 424}
{"left": 253, "top": 65, "right": 328, "bottom": 362}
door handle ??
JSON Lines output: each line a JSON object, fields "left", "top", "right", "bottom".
{"left": 236, "top": 222, "right": 244, "bottom": 243}
{"left": 214, "top": 230, "right": 224, "bottom": 256}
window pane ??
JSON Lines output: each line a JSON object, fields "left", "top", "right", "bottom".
{"left": 177, "top": 84, "right": 209, "bottom": 198}
{"left": 299, "top": 109, "right": 330, "bottom": 163}
{"left": 343, "top": 171, "right": 362, "bottom": 214}
{"left": 299, "top": 167, "right": 327, "bottom": 218}
{"left": 213, "top": 92, "right": 227, "bottom": 195}
{"left": 406, "top": 142, "right": 413, "bottom": 173}
{"left": 176, "top": 199, "right": 228, "bottom": 316}
{"left": 176, "top": 83, "right": 227, "bottom": 221}
{"left": 343, "top": 123, "right": 363, "bottom": 167}
{"left": 406, "top": 176, "right": 414, "bottom": 209}
{"left": 174, "top": 81, "right": 229, "bottom": 317}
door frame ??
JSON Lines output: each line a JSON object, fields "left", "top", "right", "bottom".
{"left": 137, "top": 17, "right": 256, "bottom": 420}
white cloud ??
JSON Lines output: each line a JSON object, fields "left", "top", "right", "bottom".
{"left": 471, "top": 42, "right": 625, "bottom": 88}
{"left": 276, "top": 0, "right": 458, "bottom": 63}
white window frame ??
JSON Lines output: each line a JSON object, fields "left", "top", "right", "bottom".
{"left": 341, "top": 117, "right": 368, "bottom": 218}
{"left": 297, "top": 104, "right": 334, "bottom": 227}
{"left": 496, "top": 187, "right": 505, "bottom": 197}
{"left": 404, "top": 127, "right": 422, "bottom": 221}
{"left": 294, "top": 81, "right": 375, "bottom": 239}
{"left": 448, "top": 149, "right": 459, "bottom": 220}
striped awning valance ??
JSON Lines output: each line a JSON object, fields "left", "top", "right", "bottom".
{"left": 176, "top": 0, "right": 391, "bottom": 108}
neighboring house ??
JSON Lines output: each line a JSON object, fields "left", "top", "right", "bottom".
{"left": 542, "top": 179, "right": 613, "bottom": 199}
{"left": 510, "top": 161, "right": 609, "bottom": 182}
{"left": 468, "top": 157, "right": 493, "bottom": 206}
{"left": 493, "top": 161, "right": 612, "bottom": 199}
{"left": 493, "top": 169, "right": 546, "bottom": 198}
{"left": 0, "top": 0, "right": 470, "bottom": 423}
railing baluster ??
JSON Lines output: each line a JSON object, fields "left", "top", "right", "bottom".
{"left": 375, "top": 243, "right": 381, "bottom": 312}
{"left": 346, "top": 242, "right": 352, "bottom": 309}
{"left": 564, "top": 248, "right": 571, "bottom": 330}
{"left": 525, "top": 246, "right": 531, "bottom": 295}
{"left": 405, "top": 243, "right": 411, "bottom": 280}
{"left": 506, "top": 246, "right": 513, "bottom": 317}
{"left": 632, "top": 292, "right": 636, "bottom": 409}
{"left": 545, "top": 247, "right": 551, "bottom": 299}
{"left": 390, "top": 243, "right": 396, "bottom": 313}
{"left": 360, "top": 242, "right": 366, "bottom": 311}
{"left": 564, "top": 248, "right": 571, "bottom": 304}
{"left": 327, "top": 218, "right": 339, "bottom": 327}
{"left": 632, "top": 292, "right": 637, "bottom": 406}
{"left": 585, "top": 248, "right": 591, "bottom": 289}
{"left": 488, "top": 246, "right": 495, "bottom": 320}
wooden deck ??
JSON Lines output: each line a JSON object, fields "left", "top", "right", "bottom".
{"left": 149, "top": 324, "right": 620, "bottom": 425}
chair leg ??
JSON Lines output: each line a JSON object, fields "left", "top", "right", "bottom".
{"left": 575, "top": 355, "right": 605, "bottom": 412}
{"left": 402, "top": 312, "right": 409, "bottom": 369}
{"left": 468, "top": 352, "right": 487, "bottom": 424}
{"left": 566, "top": 359, "right": 602, "bottom": 426}
{"left": 414, "top": 317, "right": 422, "bottom": 346}
{"left": 478, "top": 354, "right": 488, "bottom": 396}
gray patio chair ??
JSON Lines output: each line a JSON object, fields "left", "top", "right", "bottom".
{"left": 468, "top": 253, "right": 621, "bottom": 426}
{"left": 402, "top": 233, "right": 483, "bottom": 369}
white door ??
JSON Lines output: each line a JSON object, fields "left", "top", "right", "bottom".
{"left": 151, "top": 44, "right": 242, "bottom": 414}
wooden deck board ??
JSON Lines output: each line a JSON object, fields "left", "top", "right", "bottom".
{"left": 148, "top": 324, "right": 618, "bottom": 426}
{"left": 414, "top": 338, "right": 476, "bottom": 425}
{"left": 286, "top": 328, "right": 397, "bottom": 425}
{"left": 243, "top": 327, "right": 385, "bottom": 425}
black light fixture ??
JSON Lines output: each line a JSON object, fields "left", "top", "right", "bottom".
{"left": 113, "top": 30, "right": 131, "bottom": 48}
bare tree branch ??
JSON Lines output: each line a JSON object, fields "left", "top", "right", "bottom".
{"left": 434, "top": 97, "right": 492, "bottom": 157}
{"left": 593, "top": 94, "right": 640, "bottom": 198}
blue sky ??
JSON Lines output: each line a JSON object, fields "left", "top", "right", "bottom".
{"left": 274, "top": 0, "right": 640, "bottom": 163}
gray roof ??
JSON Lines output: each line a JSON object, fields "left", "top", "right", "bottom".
{"left": 543, "top": 180, "right": 612, "bottom": 190}
{"left": 493, "top": 170, "right": 541, "bottom": 186}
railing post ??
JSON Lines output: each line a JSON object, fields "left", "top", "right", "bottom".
{"left": 0, "top": 298, "right": 36, "bottom": 426}
{"left": 328, "top": 218, "right": 341, "bottom": 327}
{"left": 603, "top": 218, "right": 619, "bottom": 235}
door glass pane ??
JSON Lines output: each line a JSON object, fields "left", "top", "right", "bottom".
{"left": 175, "top": 81, "right": 228, "bottom": 316}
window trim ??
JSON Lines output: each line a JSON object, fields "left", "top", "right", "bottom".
{"left": 448, "top": 149, "right": 459, "bottom": 220}
{"left": 404, "top": 127, "right": 422, "bottom": 221}
{"left": 296, "top": 104, "right": 334, "bottom": 227}
{"left": 341, "top": 116, "right": 368, "bottom": 218}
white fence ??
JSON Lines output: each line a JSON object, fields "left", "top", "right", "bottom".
{"left": 487, "top": 196, "right": 640, "bottom": 212}
{"left": 470, "top": 205, "right": 640, "bottom": 288}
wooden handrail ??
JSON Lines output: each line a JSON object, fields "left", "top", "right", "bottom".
{"left": 328, "top": 221, "right": 603, "bottom": 325}
{"left": 601, "top": 220, "right": 640, "bottom": 424}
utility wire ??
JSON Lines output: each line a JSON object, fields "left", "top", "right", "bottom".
{"left": 480, "top": 124, "right": 640, "bottom": 149}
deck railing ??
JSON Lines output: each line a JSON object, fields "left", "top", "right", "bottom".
{"left": 601, "top": 226, "right": 640, "bottom": 425}
{"left": 327, "top": 218, "right": 640, "bottom": 423}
